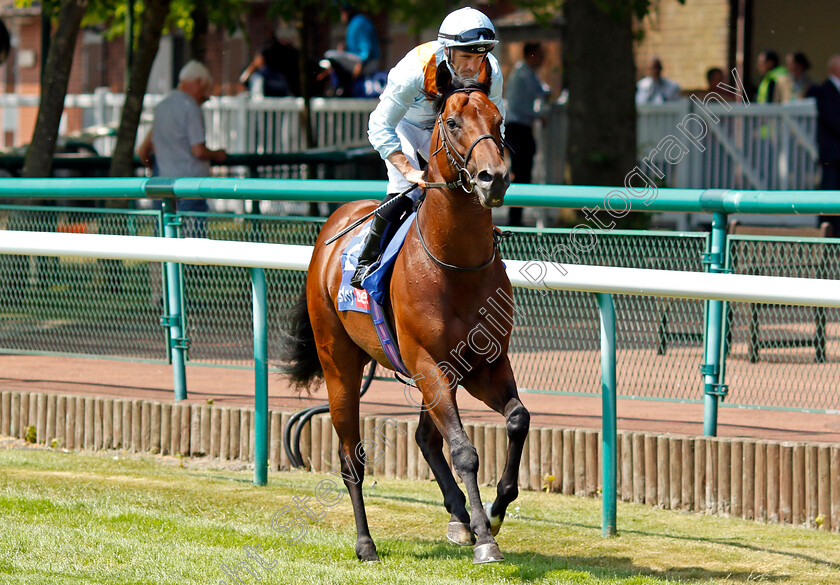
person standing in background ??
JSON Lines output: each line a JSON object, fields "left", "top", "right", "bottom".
{"left": 812, "top": 55, "right": 840, "bottom": 233}
{"left": 786, "top": 52, "right": 814, "bottom": 100}
{"left": 635, "top": 57, "right": 681, "bottom": 104}
{"left": 504, "top": 42, "right": 550, "bottom": 226}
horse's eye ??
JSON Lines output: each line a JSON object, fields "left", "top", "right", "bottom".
{"left": 446, "top": 119, "right": 457, "bottom": 130}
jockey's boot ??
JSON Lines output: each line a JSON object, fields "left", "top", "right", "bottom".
{"left": 350, "top": 192, "right": 415, "bottom": 290}
{"left": 350, "top": 212, "right": 391, "bottom": 289}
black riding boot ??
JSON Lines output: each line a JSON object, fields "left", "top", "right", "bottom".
{"left": 350, "top": 212, "right": 391, "bottom": 289}
{"left": 350, "top": 193, "right": 414, "bottom": 289}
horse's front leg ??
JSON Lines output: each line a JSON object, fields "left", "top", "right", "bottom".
{"left": 463, "top": 358, "right": 530, "bottom": 537}
{"left": 419, "top": 378, "right": 503, "bottom": 564}
{"left": 485, "top": 393, "right": 529, "bottom": 536}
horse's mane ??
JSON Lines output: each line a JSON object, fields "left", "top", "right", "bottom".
{"left": 425, "top": 63, "right": 490, "bottom": 115}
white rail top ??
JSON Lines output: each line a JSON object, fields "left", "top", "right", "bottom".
{"left": 1, "top": 230, "right": 839, "bottom": 308}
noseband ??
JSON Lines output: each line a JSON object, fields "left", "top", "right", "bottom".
{"left": 427, "top": 88, "right": 503, "bottom": 193}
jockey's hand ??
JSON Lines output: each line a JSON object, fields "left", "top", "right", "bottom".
{"left": 386, "top": 151, "right": 426, "bottom": 188}
{"left": 403, "top": 167, "right": 426, "bottom": 188}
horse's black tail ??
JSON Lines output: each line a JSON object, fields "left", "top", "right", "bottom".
{"left": 279, "top": 281, "right": 323, "bottom": 394}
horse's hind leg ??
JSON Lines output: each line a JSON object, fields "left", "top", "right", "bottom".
{"left": 324, "top": 360, "right": 380, "bottom": 562}
{"left": 415, "top": 409, "right": 473, "bottom": 545}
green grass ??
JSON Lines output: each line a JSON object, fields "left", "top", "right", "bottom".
{"left": 0, "top": 446, "right": 838, "bottom": 585}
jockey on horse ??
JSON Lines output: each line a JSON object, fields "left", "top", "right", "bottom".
{"left": 350, "top": 6, "right": 506, "bottom": 289}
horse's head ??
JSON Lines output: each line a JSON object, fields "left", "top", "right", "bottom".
{"left": 429, "top": 60, "right": 509, "bottom": 208}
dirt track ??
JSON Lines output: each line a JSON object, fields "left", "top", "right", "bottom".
{"left": 1, "top": 354, "right": 838, "bottom": 445}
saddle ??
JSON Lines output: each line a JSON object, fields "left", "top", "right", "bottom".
{"left": 338, "top": 213, "right": 417, "bottom": 375}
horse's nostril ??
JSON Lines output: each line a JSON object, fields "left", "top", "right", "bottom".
{"left": 477, "top": 170, "right": 493, "bottom": 184}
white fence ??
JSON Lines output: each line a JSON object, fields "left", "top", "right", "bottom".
{"left": 0, "top": 90, "right": 819, "bottom": 190}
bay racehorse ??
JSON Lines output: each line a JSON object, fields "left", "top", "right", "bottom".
{"left": 281, "top": 60, "right": 530, "bottom": 564}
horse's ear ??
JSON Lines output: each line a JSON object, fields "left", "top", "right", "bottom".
{"left": 436, "top": 61, "right": 452, "bottom": 96}
{"left": 477, "top": 57, "right": 492, "bottom": 89}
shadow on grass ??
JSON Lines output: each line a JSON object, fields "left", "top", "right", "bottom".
{"left": 405, "top": 543, "right": 790, "bottom": 583}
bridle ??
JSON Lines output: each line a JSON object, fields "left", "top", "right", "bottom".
{"left": 425, "top": 88, "right": 503, "bottom": 193}
{"left": 418, "top": 87, "right": 508, "bottom": 272}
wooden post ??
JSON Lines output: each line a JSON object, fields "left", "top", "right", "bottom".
{"left": 494, "top": 424, "right": 506, "bottom": 487}
{"left": 10, "top": 392, "right": 20, "bottom": 439}
{"left": 644, "top": 434, "right": 657, "bottom": 506}
{"left": 669, "top": 437, "right": 681, "bottom": 510}
{"left": 694, "top": 438, "right": 706, "bottom": 514}
{"left": 682, "top": 437, "right": 694, "bottom": 510}
{"left": 36, "top": 393, "right": 46, "bottom": 444}
{"left": 731, "top": 440, "right": 742, "bottom": 518}
{"left": 55, "top": 396, "right": 66, "bottom": 449}
{"left": 375, "top": 417, "right": 389, "bottom": 478}
{"left": 228, "top": 408, "right": 240, "bottom": 460}
{"left": 141, "top": 401, "right": 151, "bottom": 453}
{"left": 657, "top": 435, "right": 669, "bottom": 509}
{"left": 0, "top": 391, "right": 9, "bottom": 436}
{"left": 779, "top": 443, "right": 793, "bottom": 524}
{"left": 112, "top": 399, "right": 122, "bottom": 450}
{"left": 311, "top": 414, "right": 323, "bottom": 473}
{"left": 551, "top": 428, "right": 563, "bottom": 493}
{"left": 633, "top": 432, "right": 645, "bottom": 505}
{"left": 743, "top": 440, "right": 755, "bottom": 520}
{"left": 767, "top": 442, "right": 780, "bottom": 523}
{"left": 160, "top": 403, "right": 171, "bottom": 456}
{"left": 249, "top": 410, "right": 256, "bottom": 463}
{"left": 130, "top": 400, "right": 141, "bottom": 453}
{"left": 102, "top": 398, "right": 112, "bottom": 451}
{"left": 806, "top": 445, "right": 818, "bottom": 527}
{"left": 75, "top": 397, "right": 85, "bottom": 449}
{"left": 220, "top": 408, "right": 231, "bottom": 461}
{"left": 208, "top": 407, "right": 220, "bottom": 459}
{"left": 557, "top": 429, "right": 571, "bottom": 495}
{"left": 122, "top": 400, "right": 132, "bottom": 451}
{"left": 45, "top": 394, "right": 56, "bottom": 446}
{"left": 530, "top": 426, "right": 542, "bottom": 491}
{"left": 518, "top": 425, "right": 530, "bottom": 489}
{"left": 718, "top": 439, "right": 731, "bottom": 516}
{"left": 619, "top": 432, "right": 631, "bottom": 502}
{"left": 151, "top": 402, "right": 161, "bottom": 454}
{"left": 19, "top": 392, "right": 29, "bottom": 440}
{"left": 706, "top": 438, "right": 718, "bottom": 514}
{"left": 200, "top": 405, "right": 211, "bottom": 457}
{"left": 573, "top": 429, "right": 586, "bottom": 496}
{"left": 279, "top": 412, "right": 291, "bottom": 470}
{"left": 169, "top": 404, "right": 180, "bottom": 457}
{"left": 540, "top": 428, "right": 551, "bottom": 492}
{"left": 321, "top": 416, "right": 333, "bottom": 472}
{"left": 190, "top": 405, "right": 201, "bottom": 457}
{"left": 385, "top": 419, "right": 397, "bottom": 479}
{"left": 585, "top": 430, "right": 598, "bottom": 498}
{"left": 64, "top": 396, "right": 75, "bottom": 450}
{"left": 84, "top": 398, "right": 95, "bottom": 451}
{"left": 397, "top": 420, "right": 408, "bottom": 479}
{"left": 268, "top": 411, "right": 281, "bottom": 470}
{"left": 483, "top": 425, "right": 496, "bottom": 486}
{"left": 179, "top": 403, "right": 190, "bottom": 456}
{"left": 755, "top": 441, "right": 767, "bottom": 522}
{"left": 818, "top": 446, "right": 831, "bottom": 531}
{"left": 471, "top": 424, "right": 484, "bottom": 483}
{"left": 239, "top": 409, "right": 251, "bottom": 462}
{"left": 407, "top": 419, "right": 419, "bottom": 481}
{"left": 793, "top": 443, "right": 806, "bottom": 525}
{"left": 300, "top": 416, "right": 311, "bottom": 469}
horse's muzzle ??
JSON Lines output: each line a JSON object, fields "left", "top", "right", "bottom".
{"left": 475, "top": 168, "right": 510, "bottom": 208}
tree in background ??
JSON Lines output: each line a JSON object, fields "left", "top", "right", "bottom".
{"left": 21, "top": 0, "right": 88, "bottom": 178}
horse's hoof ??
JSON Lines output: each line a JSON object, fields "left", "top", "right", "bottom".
{"left": 446, "top": 521, "right": 475, "bottom": 546}
{"left": 473, "top": 542, "right": 504, "bottom": 564}
{"left": 484, "top": 502, "right": 503, "bottom": 537}
{"left": 355, "top": 538, "right": 380, "bottom": 562}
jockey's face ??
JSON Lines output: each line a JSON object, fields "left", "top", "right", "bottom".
{"left": 447, "top": 48, "right": 486, "bottom": 79}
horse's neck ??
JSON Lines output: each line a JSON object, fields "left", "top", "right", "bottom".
{"left": 417, "top": 188, "right": 495, "bottom": 268}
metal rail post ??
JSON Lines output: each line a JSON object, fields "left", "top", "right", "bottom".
{"left": 596, "top": 292, "right": 617, "bottom": 537}
{"left": 702, "top": 211, "right": 729, "bottom": 435}
{"left": 251, "top": 267, "right": 269, "bottom": 486}
{"left": 160, "top": 196, "right": 188, "bottom": 401}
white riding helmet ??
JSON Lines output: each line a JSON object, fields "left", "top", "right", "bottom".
{"left": 438, "top": 7, "right": 498, "bottom": 54}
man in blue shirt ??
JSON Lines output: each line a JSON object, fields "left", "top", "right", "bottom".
{"left": 323, "top": 5, "right": 381, "bottom": 96}
{"left": 504, "top": 42, "right": 549, "bottom": 226}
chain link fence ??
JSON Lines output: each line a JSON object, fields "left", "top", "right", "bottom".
{"left": 2, "top": 204, "right": 839, "bottom": 412}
